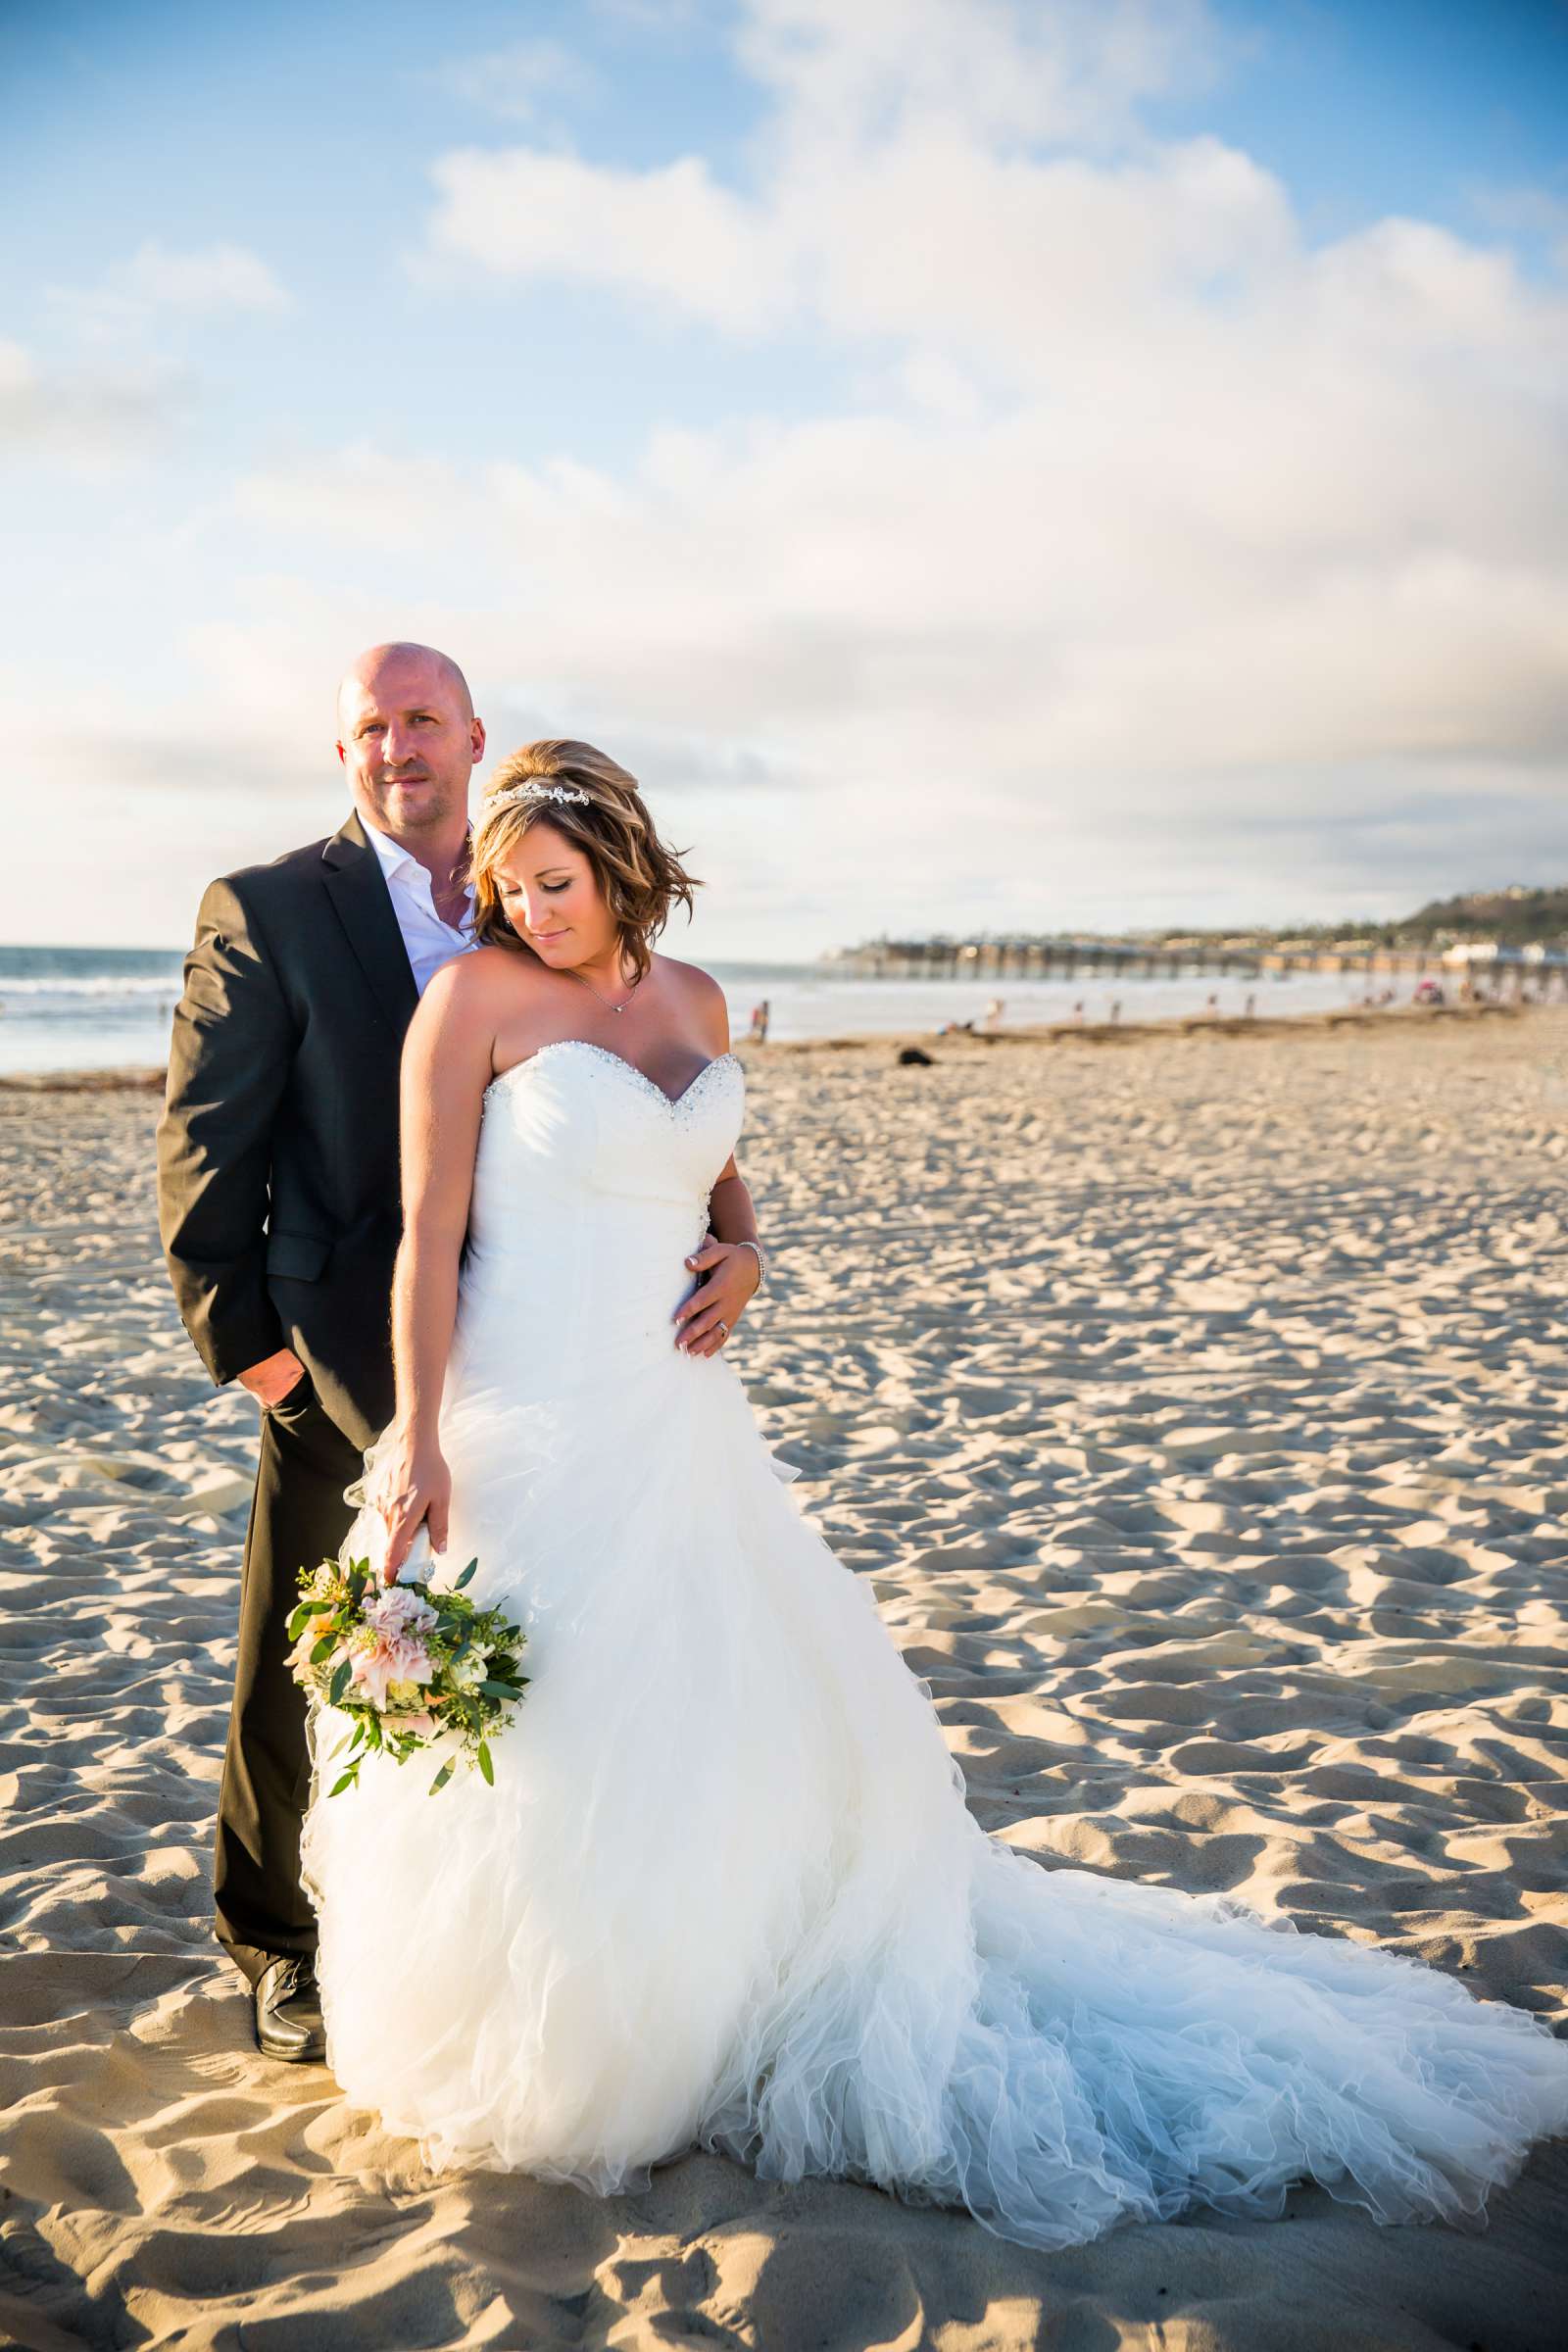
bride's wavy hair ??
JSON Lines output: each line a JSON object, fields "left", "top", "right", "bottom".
{"left": 469, "top": 740, "right": 702, "bottom": 984}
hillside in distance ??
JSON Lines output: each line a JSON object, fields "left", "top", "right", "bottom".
{"left": 1139, "top": 883, "right": 1568, "bottom": 952}
{"left": 1392, "top": 884, "right": 1568, "bottom": 949}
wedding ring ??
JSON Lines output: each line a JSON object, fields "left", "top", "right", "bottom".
{"left": 716, "top": 1319, "right": 730, "bottom": 1338}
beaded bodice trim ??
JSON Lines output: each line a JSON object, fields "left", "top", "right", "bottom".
{"left": 482, "top": 1039, "right": 743, "bottom": 1121}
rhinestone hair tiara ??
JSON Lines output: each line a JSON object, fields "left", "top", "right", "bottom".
{"left": 483, "top": 779, "right": 592, "bottom": 812}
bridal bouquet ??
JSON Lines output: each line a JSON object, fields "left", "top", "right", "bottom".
{"left": 287, "top": 1551, "right": 528, "bottom": 1795}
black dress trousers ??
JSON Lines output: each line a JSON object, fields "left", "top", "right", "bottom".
{"left": 214, "top": 1376, "right": 365, "bottom": 1986}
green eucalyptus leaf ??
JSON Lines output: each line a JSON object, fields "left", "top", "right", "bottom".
{"left": 428, "top": 1757, "right": 456, "bottom": 1795}
{"left": 328, "top": 1768, "right": 360, "bottom": 1798}
{"left": 476, "top": 1739, "right": 494, "bottom": 1787}
{"left": 455, "top": 1557, "right": 478, "bottom": 1590}
{"left": 328, "top": 1658, "right": 352, "bottom": 1706}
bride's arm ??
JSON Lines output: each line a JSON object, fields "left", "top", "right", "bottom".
{"left": 672, "top": 968, "right": 764, "bottom": 1357}
{"left": 377, "top": 956, "right": 498, "bottom": 1579}
{"left": 705, "top": 1161, "right": 760, "bottom": 1257}
{"left": 676, "top": 1160, "right": 764, "bottom": 1358}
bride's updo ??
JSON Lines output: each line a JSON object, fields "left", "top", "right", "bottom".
{"left": 469, "top": 740, "right": 702, "bottom": 984}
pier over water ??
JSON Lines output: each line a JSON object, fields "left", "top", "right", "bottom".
{"left": 821, "top": 936, "right": 1568, "bottom": 994}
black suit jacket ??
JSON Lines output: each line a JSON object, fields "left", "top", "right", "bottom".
{"left": 156, "top": 810, "right": 419, "bottom": 1452}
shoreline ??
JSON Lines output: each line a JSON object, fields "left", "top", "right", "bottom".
{"left": 0, "top": 996, "right": 1529, "bottom": 1094}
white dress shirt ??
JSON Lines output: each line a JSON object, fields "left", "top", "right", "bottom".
{"left": 362, "top": 816, "right": 476, "bottom": 998}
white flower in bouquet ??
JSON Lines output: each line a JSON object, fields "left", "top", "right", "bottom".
{"left": 452, "top": 1643, "right": 491, "bottom": 1690}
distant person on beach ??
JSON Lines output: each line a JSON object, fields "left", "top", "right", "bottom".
{"left": 748, "top": 998, "right": 769, "bottom": 1043}
{"left": 982, "top": 997, "right": 1004, "bottom": 1031}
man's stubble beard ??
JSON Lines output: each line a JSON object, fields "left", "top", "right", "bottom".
{"left": 369, "top": 774, "right": 468, "bottom": 836}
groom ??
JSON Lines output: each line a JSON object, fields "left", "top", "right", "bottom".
{"left": 157, "top": 642, "right": 484, "bottom": 2060}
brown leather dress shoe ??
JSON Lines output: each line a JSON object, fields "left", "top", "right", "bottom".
{"left": 254, "top": 1952, "right": 326, "bottom": 2062}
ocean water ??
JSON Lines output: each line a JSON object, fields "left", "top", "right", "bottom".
{"left": 0, "top": 947, "right": 190, "bottom": 1075}
{"left": 0, "top": 944, "right": 1402, "bottom": 1077}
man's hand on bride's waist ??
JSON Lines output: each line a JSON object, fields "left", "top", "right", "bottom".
{"left": 376, "top": 1427, "right": 453, "bottom": 1582}
{"left": 673, "top": 1235, "right": 762, "bottom": 1357}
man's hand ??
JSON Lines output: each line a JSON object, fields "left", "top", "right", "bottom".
{"left": 673, "top": 1238, "right": 760, "bottom": 1357}
{"left": 238, "top": 1348, "right": 307, "bottom": 1407}
{"left": 375, "top": 1426, "right": 453, "bottom": 1583}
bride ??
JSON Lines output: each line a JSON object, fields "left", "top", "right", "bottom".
{"left": 300, "top": 740, "right": 1568, "bottom": 2253}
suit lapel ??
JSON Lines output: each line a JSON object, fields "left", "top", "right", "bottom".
{"left": 321, "top": 810, "right": 419, "bottom": 1042}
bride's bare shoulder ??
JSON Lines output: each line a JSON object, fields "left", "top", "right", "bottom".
{"left": 655, "top": 952, "right": 726, "bottom": 1011}
{"left": 420, "top": 944, "right": 540, "bottom": 1008}
{"left": 443, "top": 942, "right": 529, "bottom": 980}
{"left": 408, "top": 946, "right": 553, "bottom": 1056}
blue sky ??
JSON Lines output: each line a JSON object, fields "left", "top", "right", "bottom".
{"left": 4, "top": 0, "right": 1566, "bottom": 952}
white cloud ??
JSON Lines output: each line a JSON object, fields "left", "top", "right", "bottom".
{"left": 0, "top": 336, "right": 187, "bottom": 466}
{"left": 426, "top": 146, "right": 779, "bottom": 329}
{"left": 438, "top": 35, "right": 595, "bottom": 121}
{"left": 119, "top": 238, "right": 289, "bottom": 312}
{"left": 423, "top": 0, "right": 1258, "bottom": 345}
{"left": 48, "top": 240, "right": 289, "bottom": 347}
{"left": 734, "top": 0, "right": 1229, "bottom": 150}
{"left": 6, "top": 242, "right": 283, "bottom": 469}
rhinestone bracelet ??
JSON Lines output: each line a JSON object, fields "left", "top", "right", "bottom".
{"left": 735, "top": 1238, "right": 767, "bottom": 1291}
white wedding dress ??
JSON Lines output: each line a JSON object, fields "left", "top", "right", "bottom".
{"left": 300, "top": 1038, "right": 1568, "bottom": 2251}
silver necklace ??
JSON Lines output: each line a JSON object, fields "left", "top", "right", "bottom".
{"left": 572, "top": 961, "right": 640, "bottom": 1015}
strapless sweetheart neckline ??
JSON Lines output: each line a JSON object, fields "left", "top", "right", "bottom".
{"left": 484, "top": 1039, "right": 743, "bottom": 1117}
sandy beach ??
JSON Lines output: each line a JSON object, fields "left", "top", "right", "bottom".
{"left": 2, "top": 1005, "right": 1566, "bottom": 2350}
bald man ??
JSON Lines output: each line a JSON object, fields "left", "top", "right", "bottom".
{"left": 157, "top": 643, "right": 484, "bottom": 2059}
